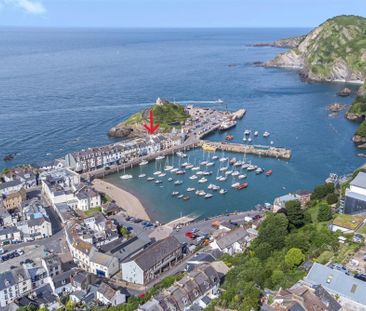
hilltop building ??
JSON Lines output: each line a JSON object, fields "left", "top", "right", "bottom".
{"left": 343, "top": 172, "right": 366, "bottom": 214}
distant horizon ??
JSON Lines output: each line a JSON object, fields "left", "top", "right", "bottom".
{"left": 0, "top": 0, "right": 364, "bottom": 28}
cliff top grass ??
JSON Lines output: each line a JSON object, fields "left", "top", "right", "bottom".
{"left": 124, "top": 102, "right": 189, "bottom": 132}
{"left": 332, "top": 214, "right": 365, "bottom": 230}
{"left": 356, "top": 120, "right": 366, "bottom": 137}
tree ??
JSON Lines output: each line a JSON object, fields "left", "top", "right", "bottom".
{"left": 285, "top": 248, "right": 305, "bottom": 268}
{"left": 311, "top": 183, "right": 335, "bottom": 200}
{"left": 318, "top": 204, "right": 332, "bottom": 222}
{"left": 241, "top": 282, "right": 261, "bottom": 311}
{"left": 119, "top": 227, "right": 130, "bottom": 238}
{"left": 286, "top": 200, "right": 305, "bottom": 230}
{"left": 271, "top": 269, "right": 285, "bottom": 288}
{"left": 326, "top": 193, "right": 339, "bottom": 205}
{"left": 254, "top": 213, "right": 289, "bottom": 252}
{"left": 65, "top": 299, "right": 75, "bottom": 311}
{"left": 254, "top": 242, "right": 272, "bottom": 260}
{"left": 285, "top": 231, "right": 310, "bottom": 252}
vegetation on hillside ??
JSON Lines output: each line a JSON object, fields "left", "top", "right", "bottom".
{"left": 124, "top": 102, "right": 189, "bottom": 132}
{"left": 356, "top": 120, "right": 366, "bottom": 137}
{"left": 208, "top": 181, "right": 362, "bottom": 311}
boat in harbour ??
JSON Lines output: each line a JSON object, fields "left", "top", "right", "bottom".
{"left": 247, "top": 165, "right": 257, "bottom": 171}
{"left": 176, "top": 151, "right": 187, "bottom": 158}
{"left": 139, "top": 160, "right": 149, "bottom": 166}
{"left": 195, "top": 190, "right": 206, "bottom": 196}
{"left": 219, "top": 157, "right": 228, "bottom": 162}
{"left": 147, "top": 177, "right": 155, "bottom": 181}
{"left": 212, "top": 155, "right": 219, "bottom": 160}
{"left": 153, "top": 171, "right": 162, "bottom": 175}
{"left": 219, "top": 188, "right": 228, "bottom": 195}
{"left": 219, "top": 167, "right": 228, "bottom": 172}
{"left": 120, "top": 174, "right": 133, "bottom": 180}
{"left": 198, "top": 177, "right": 208, "bottom": 183}
{"left": 138, "top": 174, "right": 146, "bottom": 178}
{"left": 238, "top": 174, "right": 247, "bottom": 179}
{"left": 254, "top": 131, "right": 259, "bottom": 136}
{"left": 255, "top": 167, "right": 264, "bottom": 175}
{"left": 244, "top": 129, "right": 251, "bottom": 135}
{"left": 155, "top": 180, "right": 162, "bottom": 184}
{"left": 266, "top": 169, "right": 273, "bottom": 176}
{"left": 186, "top": 164, "right": 194, "bottom": 169}
{"left": 225, "top": 170, "right": 233, "bottom": 175}
{"left": 204, "top": 193, "right": 213, "bottom": 199}
{"left": 229, "top": 158, "right": 237, "bottom": 165}
{"left": 183, "top": 196, "right": 190, "bottom": 201}
{"left": 263, "top": 131, "right": 270, "bottom": 138}
{"left": 232, "top": 171, "right": 240, "bottom": 176}
{"left": 156, "top": 155, "right": 165, "bottom": 160}
{"left": 231, "top": 182, "right": 240, "bottom": 188}
{"left": 158, "top": 172, "right": 166, "bottom": 177}
{"left": 236, "top": 182, "right": 248, "bottom": 190}
{"left": 219, "top": 120, "right": 237, "bottom": 131}
{"left": 164, "top": 165, "right": 174, "bottom": 171}
{"left": 202, "top": 171, "right": 212, "bottom": 176}
{"left": 170, "top": 168, "right": 179, "bottom": 173}
{"left": 206, "top": 162, "right": 215, "bottom": 167}
{"left": 191, "top": 166, "right": 200, "bottom": 171}
{"left": 187, "top": 187, "right": 196, "bottom": 192}
{"left": 200, "top": 160, "right": 208, "bottom": 166}
{"left": 176, "top": 170, "right": 186, "bottom": 175}
{"left": 218, "top": 176, "right": 227, "bottom": 182}
{"left": 177, "top": 194, "right": 184, "bottom": 199}
{"left": 174, "top": 180, "right": 183, "bottom": 185}
{"left": 168, "top": 177, "right": 173, "bottom": 182}
{"left": 171, "top": 191, "right": 179, "bottom": 196}
{"left": 189, "top": 175, "right": 198, "bottom": 180}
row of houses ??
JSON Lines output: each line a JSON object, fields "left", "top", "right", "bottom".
{"left": 64, "top": 133, "right": 185, "bottom": 173}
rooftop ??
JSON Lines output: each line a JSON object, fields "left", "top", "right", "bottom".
{"left": 350, "top": 172, "right": 366, "bottom": 189}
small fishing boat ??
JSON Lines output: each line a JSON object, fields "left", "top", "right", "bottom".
{"left": 191, "top": 166, "right": 200, "bottom": 171}
{"left": 176, "top": 170, "right": 186, "bottom": 175}
{"left": 189, "top": 175, "right": 198, "bottom": 180}
{"left": 183, "top": 196, "right": 190, "bottom": 201}
{"left": 198, "top": 177, "right": 208, "bottom": 183}
{"left": 196, "top": 171, "right": 204, "bottom": 175}
{"left": 236, "top": 182, "right": 248, "bottom": 190}
{"left": 186, "top": 164, "right": 194, "bottom": 169}
{"left": 156, "top": 155, "right": 165, "bottom": 160}
{"left": 255, "top": 167, "right": 264, "bottom": 175}
{"left": 171, "top": 191, "right": 179, "bottom": 196}
{"left": 202, "top": 171, "right": 212, "bottom": 176}
{"left": 225, "top": 134, "right": 234, "bottom": 141}
{"left": 254, "top": 131, "right": 259, "bottom": 136}
{"left": 244, "top": 129, "right": 251, "bottom": 135}
{"left": 168, "top": 177, "right": 173, "bottom": 182}
{"left": 263, "top": 131, "right": 270, "bottom": 138}
{"left": 220, "top": 167, "right": 228, "bottom": 172}
{"left": 138, "top": 174, "right": 146, "bottom": 178}
{"left": 212, "top": 185, "right": 220, "bottom": 191}
{"left": 120, "top": 174, "right": 133, "bottom": 180}
{"left": 155, "top": 180, "right": 163, "bottom": 184}
{"left": 232, "top": 171, "right": 240, "bottom": 176}
{"left": 204, "top": 193, "right": 213, "bottom": 199}
{"left": 206, "top": 162, "right": 214, "bottom": 167}
{"left": 266, "top": 169, "right": 273, "bottom": 176}
{"left": 225, "top": 170, "right": 233, "bottom": 175}
{"left": 247, "top": 165, "right": 257, "bottom": 171}
{"left": 219, "top": 188, "right": 228, "bottom": 195}
{"left": 231, "top": 182, "right": 240, "bottom": 188}
{"left": 158, "top": 173, "right": 166, "bottom": 177}
{"left": 219, "top": 157, "right": 228, "bottom": 162}
{"left": 219, "top": 176, "right": 227, "bottom": 182}
{"left": 139, "top": 160, "right": 149, "bottom": 166}
{"left": 212, "top": 155, "right": 219, "bottom": 160}
{"left": 170, "top": 168, "right": 179, "bottom": 173}
{"left": 147, "top": 177, "right": 155, "bottom": 181}
{"left": 238, "top": 174, "right": 247, "bottom": 179}
{"left": 153, "top": 171, "right": 162, "bottom": 175}
{"left": 174, "top": 180, "right": 183, "bottom": 185}
{"left": 177, "top": 194, "right": 184, "bottom": 199}
{"left": 229, "top": 158, "right": 237, "bottom": 165}
{"left": 187, "top": 187, "right": 196, "bottom": 192}
{"left": 195, "top": 190, "right": 206, "bottom": 196}
{"left": 164, "top": 165, "right": 174, "bottom": 171}
{"left": 200, "top": 160, "right": 208, "bottom": 166}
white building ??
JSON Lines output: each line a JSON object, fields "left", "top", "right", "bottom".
{"left": 96, "top": 282, "right": 126, "bottom": 306}
{"left": 344, "top": 172, "right": 366, "bottom": 214}
{"left": 210, "top": 227, "right": 249, "bottom": 255}
{"left": 75, "top": 186, "right": 101, "bottom": 211}
{"left": 0, "top": 180, "right": 24, "bottom": 196}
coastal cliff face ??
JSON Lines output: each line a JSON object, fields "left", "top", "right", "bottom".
{"left": 265, "top": 15, "right": 366, "bottom": 83}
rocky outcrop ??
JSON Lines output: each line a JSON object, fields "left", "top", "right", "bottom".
{"left": 108, "top": 124, "right": 146, "bottom": 138}
{"left": 264, "top": 15, "right": 366, "bottom": 83}
{"left": 253, "top": 35, "right": 305, "bottom": 49}
{"left": 337, "top": 88, "right": 352, "bottom": 97}
{"left": 328, "top": 103, "right": 346, "bottom": 112}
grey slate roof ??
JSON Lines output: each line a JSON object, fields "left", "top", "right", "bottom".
{"left": 350, "top": 172, "right": 366, "bottom": 189}
{"left": 305, "top": 263, "right": 366, "bottom": 306}
{"left": 97, "top": 282, "right": 117, "bottom": 301}
{"left": 132, "top": 236, "right": 181, "bottom": 271}
{"left": 0, "top": 180, "right": 22, "bottom": 190}
{"left": 216, "top": 227, "right": 248, "bottom": 250}
{"left": 0, "top": 268, "right": 29, "bottom": 290}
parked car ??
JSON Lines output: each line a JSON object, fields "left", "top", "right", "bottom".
{"left": 355, "top": 273, "right": 366, "bottom": 282}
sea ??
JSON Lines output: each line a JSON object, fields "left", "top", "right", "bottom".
{"left": 0, "top": 27, "right": 363, "bottom": 222}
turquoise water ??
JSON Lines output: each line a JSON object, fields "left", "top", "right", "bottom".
{"left": 0, "top": 28, "right": 363, "bottom": 222}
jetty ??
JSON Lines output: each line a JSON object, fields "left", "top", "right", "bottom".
{"left": 200, "top": 140, "right": 292, "bottom": 160}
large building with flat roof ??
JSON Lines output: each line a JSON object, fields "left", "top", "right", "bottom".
{"left": 344, "top": 172, "right": 366, "bottom": 214}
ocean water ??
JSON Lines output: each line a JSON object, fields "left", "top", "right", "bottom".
{"left": 0, "top": 28, "right": 363, "bottom": 222}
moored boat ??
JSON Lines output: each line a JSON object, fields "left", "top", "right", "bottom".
{"left": 263, "top": 131, "right": 270, "bottom": 138}
{"left": 204, "top": 193, "right": 213, "bottom": 199}
{"left": 139, "top": 160, "right": 149, "bottom": 166}
{"left": 198, "top": 177, "right": 208, "bottom": 183}
{"left": 187, "top": 187, "right": 196, "bottom": 192}
{"left": 236, "top": 182, "right": 248, "bottom": 190}
{"left": 147, "top": 177, "right": 155, "bottom": 181}
{"left": 174, "top": 180, "right": 183, "bottom": 185}
{"left": 266, "top": 169, "right": 273, "bottom": 176}
{"left": 156, "top": 155, "right": 165, "bottom": 160}
{"left": 138, "top": 174, "right": 146, "bottom": 178}
{"left": 219, "top": 188, "right": 228, "bottom": 195}
{"left": 189, "top": 175, "right": 198, "bottom": 180}
{"left": 171, "top": 191, "right": 179, "bottom": 196}
{"left": 120, "top": 174, "right": 133, "bottom": 180}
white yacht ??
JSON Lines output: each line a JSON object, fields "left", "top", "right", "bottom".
{"left": 189, "top": 175, "right": 198, "bottom": 180}
{"left": 232, "top": 171, "right": 240, "bottom": 176}
{"left": 225, "top": 170, "right": 233, "bottom": 175}
{"left": 212, "top": 155, "right": 219, "bottom": 160}
{"left": 219, "top": 167, "right": 228, "bottom": 172}
{"left": 200, "top": 161, "right": 208, "bottom": 166}
{"left": 219, "top": 188, "right": 228, "bottom": 195}
{"left": 138, "top": 174, "right": 146, "bottom": 178}
{"left": 185, "top": 164, "right": 194, "bottom": 169}
{"left": 263, "top": 131, "right": 270, "bottom": 138}
{"left": 158, "top": 173, "right": 166, "bottom": 177}
{"left": 174, "top": 180, "right": 183, "bottom": 185}
{"left": 206, "top": 162, "right": 215, "bottom": 167}
{"left": 219, "top": 157, "right": 228, "bottom": 162}
{"left": 147, "top": 177, "right": 155, "bottom": 181}
{"left": 231, "top": 182, "right": 240, "bottom": 188}
{"left": 204, "top": 193, "right": 213, "bottom": 199}
{"left": 120, "top": 174, "right": 133, "bottom": 180}
{"left": 187, "top": 187, "right": 196, "bottom": 192}
{"left": 198, "top": 177, "right": 208, "bottom": 183}
{"left": 153, "top": 171, "right": 162, "bottom": 175}
{"left": 254, "top": 131, "right": 259, "bottom": 136}
{"left": 156, "top": 155, "right": 165, "bottom": 160}
{"left": 164, "top": 165, "right": 174, "bottom": 171}
{"left": 139, "top": 160, "right": 149, "bottom": 166}
{"left": 170, "top": 168, "right": 179, "bottom": 173}
{"left": 238, "top": 174, "right": 247, "bottom": 179}
{"left": 191, "top": 166, "right": 200, "bottom": 171}
{"left": 218, "top": 176, "right": 227, "bottom": 182}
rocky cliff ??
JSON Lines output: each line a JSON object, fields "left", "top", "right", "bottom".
{"left": 265, "top": 15, "right": 366, "bottom": 83}
{"left": 253, "top": 35, "right": 305, "bottom": 48}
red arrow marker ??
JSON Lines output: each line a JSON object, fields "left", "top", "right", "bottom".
{"left": 143, "top": 110, "right": 160, "bottom": 134}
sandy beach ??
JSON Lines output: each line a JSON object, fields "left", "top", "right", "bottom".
{"left": 93, "top": 179, "right": 151, "bottom": 221}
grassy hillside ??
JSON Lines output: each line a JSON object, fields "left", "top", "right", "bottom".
{"left": 124, "top": 102, "right": 189, "bottom": 132}
{"left": 305, "top": 15, "right": 366, "bottom": 79}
